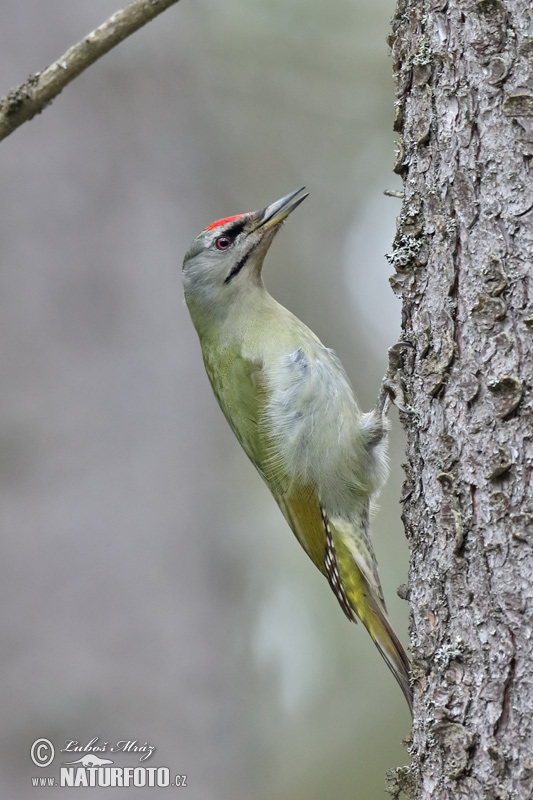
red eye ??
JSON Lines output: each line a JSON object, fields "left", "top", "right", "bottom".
{"left": 215, "top": 236, "right": 231, "bottom": 250}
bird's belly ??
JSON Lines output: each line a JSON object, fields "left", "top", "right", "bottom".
{"left": 262, "top": 346, "right": 377, "bottom": 511}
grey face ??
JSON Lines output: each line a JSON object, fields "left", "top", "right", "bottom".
{"left": 183, "top": 213, "right": 260, "bottom": 284}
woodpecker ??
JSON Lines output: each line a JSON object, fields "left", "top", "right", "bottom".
{"left": 182, "top": 188, "right": 412, "bottom": 712}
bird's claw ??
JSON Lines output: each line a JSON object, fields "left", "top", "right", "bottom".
{"left": 377, "top": 342, "right": 414, "bottom": 415}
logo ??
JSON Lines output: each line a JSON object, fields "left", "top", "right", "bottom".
{"left": 62, "top": 755, "right": 114, "bottom": 767}
{"left": 30, "top": 737, "right": 187, "bottom": 789}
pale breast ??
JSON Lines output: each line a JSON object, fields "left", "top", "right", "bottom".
{"left": 261, "top": 344, "right": 386, "bottom": 514}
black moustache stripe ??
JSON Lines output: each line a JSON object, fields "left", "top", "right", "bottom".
{"left": 224, "top": 242, "right": 259, "bottom": 284}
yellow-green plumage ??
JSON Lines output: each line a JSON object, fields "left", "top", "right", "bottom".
{"left": 183, "top": 189, "right": 412, "bottom": 713}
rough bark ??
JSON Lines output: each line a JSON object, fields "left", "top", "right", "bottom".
{"left": 388, "top": 1, "right": 533, "bottom": 798}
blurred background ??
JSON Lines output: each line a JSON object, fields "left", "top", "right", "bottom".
{"left": 0, "top": 1, "right": 409, "bottom": 797}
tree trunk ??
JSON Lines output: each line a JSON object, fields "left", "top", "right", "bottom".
{"left": 388, "top": 1, "right": 533, "bottom": 798}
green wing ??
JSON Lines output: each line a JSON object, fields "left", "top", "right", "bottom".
{"left": 202, "top": 346, "right": 328, "bottom": 570}
{"left": 203, "top": 346, "right": 271, "bottom": 477}
{"left": 277, "top": 485, "right": 328, "bottom": 574}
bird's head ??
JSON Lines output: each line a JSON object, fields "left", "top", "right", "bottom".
{"left": 182, "top": 188, "right": 308, "bottom": 321}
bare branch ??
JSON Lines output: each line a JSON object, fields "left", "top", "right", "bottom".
{"left": 0, "top": 0, "right": 181, "bottom": 143}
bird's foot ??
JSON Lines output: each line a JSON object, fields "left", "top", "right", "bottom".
{"left": 377, "top": 342, "right": 414, "bottom": 415}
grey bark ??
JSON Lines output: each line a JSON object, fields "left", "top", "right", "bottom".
{"left": 1, "top": 0, "right": 529, "bottom": 793}
{"left": 388, "top": 1, "right": 533, "bottom": 798}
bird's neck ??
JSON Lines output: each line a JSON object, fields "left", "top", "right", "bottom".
{"left": 189, "top": 280, "right": 275, "bottom": 345}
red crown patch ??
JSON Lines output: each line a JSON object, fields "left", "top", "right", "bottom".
{"left": 204, "top": 214, "right": 244, "bottom": 232}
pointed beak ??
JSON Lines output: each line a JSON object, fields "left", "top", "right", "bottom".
{"left": 255, "top": 187, "right": 308, "bottom": 230}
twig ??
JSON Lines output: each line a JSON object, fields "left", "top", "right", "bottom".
{"left": 0, "top": 0, "right": 181, "bottom": 143}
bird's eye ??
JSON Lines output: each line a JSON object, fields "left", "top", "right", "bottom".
{"left": 215, "top": 236, "right": 231, "bottom": 250}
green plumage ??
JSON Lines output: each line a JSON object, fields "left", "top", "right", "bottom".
{"left": 183, "top": 190, "right": 412, "bottom": 713}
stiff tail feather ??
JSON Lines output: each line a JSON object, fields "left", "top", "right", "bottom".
{"left": 366, "top": 601, "right": 413, "bottom": 715}
{"left": 327, "top": 519, "right": 413, "bottom": 714}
